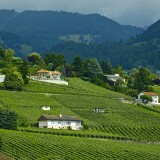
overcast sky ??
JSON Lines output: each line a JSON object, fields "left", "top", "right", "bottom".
{"left": 0, "top": 0, "right": 160, "bottom": 27}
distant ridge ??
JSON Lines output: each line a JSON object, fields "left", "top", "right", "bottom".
{"left": 0, "top": 9, "right": 143, "bottom": 54}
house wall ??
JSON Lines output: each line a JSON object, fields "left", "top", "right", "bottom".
{"left": 0, "top": 75, "right": 5, "bottom": 83}
{"left": 152, "top": 96, "right": 159, "bottom": 104}
{"left": 39, "top": 120, "right": 82, "bottom": 130}
{"left": 41, "top": 107, "right": 50, "bottom": 110}
{"left": 39, "top": 121, "right": 48, "bottom": 128}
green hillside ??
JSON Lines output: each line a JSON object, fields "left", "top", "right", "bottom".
{"left": 0, "top": 9, "right": 143, "bottom": 54}
{"left": 50, "top": 19, "right": 160, "bottom": 69}
{"left": 0, "top": 78, "right": 160, "bottom": 159}
{"left": 1, "top": 129, "right": 160, "bottom": 160}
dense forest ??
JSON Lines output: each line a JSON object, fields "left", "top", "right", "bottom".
{"left": 1, "top": 9, "right": 160, "bottom": 70}
{"left": 50, "top": 20, "right": 160, "bottom": 70}
{"left": 0, "top": 9, "right": 143, "bottom": 53}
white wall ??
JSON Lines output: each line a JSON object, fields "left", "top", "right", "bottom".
{"left": 41, "top": 107, "right": 50, "bottom": 110}
{"left": 0, "top": 75, "right": 5, "bottom": 83}
{"left": 39, "top": 120, "right": 82, "bottom": 130}
{"left": 39, "top": 121, "right": 48, "bottom": 128}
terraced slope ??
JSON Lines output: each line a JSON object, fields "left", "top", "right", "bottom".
{"left": 0, "top": 78, "right": 160, "bottom": 142}
{"left": 1, "top": 129, "right": 160, "bottom": 160}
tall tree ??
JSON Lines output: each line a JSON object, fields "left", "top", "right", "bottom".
{"left": 86, "top": 58, "right": 102, "bottom": 77}
{"left": 101, "top": 59, "right": 113, "bottom": 74}
{"left": 114, "top": 65, "right": 124, "bottom": 76}
{"left": 27, "top": 52, "right": 41, "bottom": 64}
{"left": 18, "top": 60, "right": 29, "bottom": 85}
{"left": 44, "top": 53, "right": 66, "bottom": 70}
{"left": 134, "top": 67, "right": 151, "bottom": 92}
{"left": 72, "top": 56, "right": 84, "bottom": 77}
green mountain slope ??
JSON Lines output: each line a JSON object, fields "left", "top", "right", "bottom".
{"left": 50, "top": 19, "right": 160, "bottom": 70}
{"left": 0, "top": 10, "right": 143, "bottom": 53}
{"left": 0, "top": 78, "right": 160, "bottom": 141}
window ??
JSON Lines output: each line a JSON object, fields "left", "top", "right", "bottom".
{"left": 76, "top": 122, "right": 80, "bottom": 126}
{"left": 66, "top": 121, "right": 71, "bottom": 125}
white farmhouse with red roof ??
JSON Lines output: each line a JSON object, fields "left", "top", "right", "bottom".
{"left": 138, "top": 92, "right": 160, "bottom": 105}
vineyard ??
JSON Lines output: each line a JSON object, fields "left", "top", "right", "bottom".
{"left": 25, "top": 78, "right": 129, "bottom": 98}
{"left": 1, "top": 129, "right": 160, "bottom": 160}
{"left": 0, "top": 78, "right": 160, "bottom": 159}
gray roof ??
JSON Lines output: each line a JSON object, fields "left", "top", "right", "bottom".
{"left": 38, "top": 115, "right": 81, "bottom": 121}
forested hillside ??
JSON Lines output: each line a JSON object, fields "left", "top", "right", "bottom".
{"left": 50, "top": 20, "right": 160, "bottom": 70}
{"left": 0, "top": 9, "right": 143, "bottom": 53}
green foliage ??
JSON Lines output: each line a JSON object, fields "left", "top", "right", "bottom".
{"left": 114, "top": 78, "right": 126, "bottom": 93}
{"left": 114, "top": 65, "right": 124, "bottom": 76}
{"left": 27, "top": 52, "right": 41, "bottom": 64}
{"left": 85, "top": 58, "right": 102, "bottom": 77}
{"left": 1, "top": 129, "right": 160, "bottom": 160}
{"left": 4, "top": 69, "right": 24, "bottom": 91}
{"left": 28, "top": 65, "right": 41, "bottom": 76}
{"left": 140, "top": 95, "right": 152, "bottom": 102}
{"left": 18, "top": 61, "right": 29, "bottom": 85}
{"left": 134, "top": 67, "right": 151, "bottom": 92}
{"left": 72, "top": 56, "right": 84, "bottom": 77}
{"left": 101, "top": 59, "right": 113, "bottom": 74}
{"left": 0, "top": 109, "right": 18, "bottom": 130}
{"left": 0, "top": 10, "right": 142, "bottom": 54}
{"left": 47, "top": 63, "right": 53, "bottom": 71}
{"left": 44, "top": 53, "right": 66, "bottom": 70}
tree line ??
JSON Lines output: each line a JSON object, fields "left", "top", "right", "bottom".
{"left": 0, "top": 48, "right": 158, "bottom": 98}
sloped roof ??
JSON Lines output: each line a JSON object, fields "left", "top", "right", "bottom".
{"left": 37, "top": 69, "right": 49, "bottom": 73}
{"left": 38, "top": 115, "right": 81, "bottom": 121}
{"left": 50, "top": 71, "right": 61, "bottom": 75}
{"left": 143, "top": 92, "right": 158, "bottom": 96}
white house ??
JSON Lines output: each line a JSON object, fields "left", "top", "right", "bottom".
{"left": 138, "top": 92, "right": 160, "bottom": 105}
{"left": 38, "top": 114, "right": 82, "bottom": 130}
{"left": 0, "top": 75, "right": 5, "bottom": 82}
{"left": 41, "top": 106, "right": 51, "bottom": 111}
{"left": 94, "top": 108, "right": 105, "bottom": 113}
{"left": 36, "top": 69, "right": 61, "bottom": 80}
{"left": 105, "top": 74, "right": 125, "bottom": 82}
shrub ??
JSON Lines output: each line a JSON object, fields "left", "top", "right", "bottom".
{"left": 4, "top": 69, "right": 24, "bottom": 91}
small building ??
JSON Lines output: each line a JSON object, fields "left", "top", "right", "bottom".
{"left": 94, "top": 108, "right": 105, "bottom": 113}
{"left": 38, "top": 114, "right": 82, "bottom": 130}
{"left": 138, "top": 92, "right": 160, "bottom": 105}
{"left": 0, "top": 75, "right": 5, "bottom": 83}
{"left": 41, "top": 106, "right": 51, "bottom": 111}
{"left": 104, "top": 74, "right": 125, "bottom": 82}
{"left": 50, "top": 71, "right": 61, "bottom": 80}
{"left": 36, "top": 69, "right": 61, "bottom": 80}
{"left": 37, "top": 69, "right": 49, "bottom": 79}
